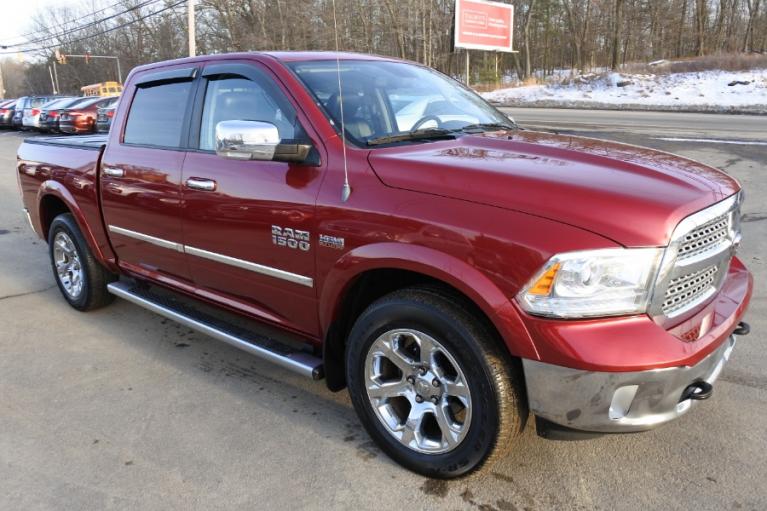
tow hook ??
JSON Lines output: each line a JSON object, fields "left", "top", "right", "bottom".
{"left": 680, "top": 381, "right": 714, "bottom": 402}
{"left": 733, "top": 321, "right": 750, "bottom": 336}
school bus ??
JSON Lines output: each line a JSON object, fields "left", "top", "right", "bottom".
{"left": 81, "top": 81, "right": 123, "bottom": 97}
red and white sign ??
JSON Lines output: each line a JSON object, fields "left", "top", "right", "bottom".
{"left": 454, "top": 0, "right": 514, "bottom": 52}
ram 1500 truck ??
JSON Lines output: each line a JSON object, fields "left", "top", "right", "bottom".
{"left": 16, "top": 52, "right": 752, "bottom": 478}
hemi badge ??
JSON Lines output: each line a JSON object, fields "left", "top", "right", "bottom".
{"left": 319, "top": 234, "right": 345, "bottom": 250}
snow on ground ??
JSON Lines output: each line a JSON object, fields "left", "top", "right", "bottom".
{"left": 482, "top": 68, "right": 767, "bottom": 113}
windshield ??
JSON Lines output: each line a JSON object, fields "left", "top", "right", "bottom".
{"left": 288, "top": 60, "right": 512, "bottom": 145}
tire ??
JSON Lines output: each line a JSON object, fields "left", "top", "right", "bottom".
{"left": 346, "top": 287, "right": 527, "bottom": 478}
{"left": 48, "top": 213, "right": 116, "bottom": 311}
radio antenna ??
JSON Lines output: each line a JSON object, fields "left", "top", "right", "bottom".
{"left": 331, "top": 0, "right": 351, "bottom": 202}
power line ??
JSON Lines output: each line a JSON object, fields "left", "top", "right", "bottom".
{"left": 1, "top": 0, "right": 163, "bottom": 49}
{"left": 0, "top": 0, "right": 187, "bottom": 55}
{"left": 2, "top": 0, "right": 145, "bottom": 45}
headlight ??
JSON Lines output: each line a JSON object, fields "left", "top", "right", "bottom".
{"left": 517, "top": 248, "right": 663, "bottom": 318}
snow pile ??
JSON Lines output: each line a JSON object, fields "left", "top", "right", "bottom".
{"left": 482, "top": 68, "right": 767, "bottom": 113}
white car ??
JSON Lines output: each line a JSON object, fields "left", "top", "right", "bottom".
{"left": 22, "top": 96, "right": 61, "bottom": 129}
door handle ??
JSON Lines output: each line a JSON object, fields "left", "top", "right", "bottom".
{"left": 103, "top": 167, "right": 125, "bottom": 178}
{"left": 185, "top": 177, "right": 217, "bottom": 191}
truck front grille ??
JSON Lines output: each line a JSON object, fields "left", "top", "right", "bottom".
{"left": 677, "top": 214, "right": 729, "bottom": 261}
{"left": 651, "top": 194, "right": 741, "bottom": 320}
{"left": 662, "top": 265, "right": 718, "bottom": 315}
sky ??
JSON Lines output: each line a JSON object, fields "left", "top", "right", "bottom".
{"left": 1, "top": 0, "right": 86, "bottom": 49}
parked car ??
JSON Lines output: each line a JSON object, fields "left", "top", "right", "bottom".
{"left": 16, "top": 52, "right": 752, "bottom": 478}
{"left": 95, "top": 101, "right": 119, "bottom": 133}
{"left": 58, "top": 96, "right": 119, "bottom": 134}
{"left": 0, "top": 99, "right": 17, "bottom": 127}
{"left": 11, "top": 96, "right": 28, "bottom": 128}
{"left": 22, "top": 95, "right": 63, "bottom": 129}
{"left": 39, "top": 97, "right": 92, "bottom": 132}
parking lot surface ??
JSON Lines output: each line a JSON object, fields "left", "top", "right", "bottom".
{"left": 1, "top": 115, "right": 765, "bottom": 510}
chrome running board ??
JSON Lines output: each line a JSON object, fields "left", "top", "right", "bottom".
{"left": 107, "top": 281, "right": 323, "bottom": 380}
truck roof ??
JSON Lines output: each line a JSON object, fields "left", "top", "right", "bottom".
{"left": 127, "top": 51, "right": 402, "bottom": 78}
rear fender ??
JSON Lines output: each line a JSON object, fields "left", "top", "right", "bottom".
{"left": 36, "top": 181, "right": 113, "bottom": 269}
{"left": 319, "top": 242, "right": 539, "bottom": 360}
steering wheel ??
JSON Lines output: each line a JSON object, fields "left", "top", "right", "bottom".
{"left": 411, "top": 115, "right": 443, "bottom": 131}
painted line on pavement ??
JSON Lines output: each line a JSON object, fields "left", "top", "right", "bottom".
{"left": 655, "top": 137, "right": 767, "bottom": 146}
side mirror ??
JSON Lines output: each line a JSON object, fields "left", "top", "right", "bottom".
{"left": 215, "top": 120, "right": 312, "bottom": 163}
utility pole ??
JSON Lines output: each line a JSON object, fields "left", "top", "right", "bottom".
{"left": 48, "top": 65, "right": 57, "bottom": 94}
{"left": 52, "top": 61, "right": 60, "bottom": 93}
{"left": 188, "top": 0, "right": 196, "bottom": 57}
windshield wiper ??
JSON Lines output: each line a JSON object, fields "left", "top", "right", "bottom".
{"left": 456, "top": 122, "right": 517, "bottom": 133}
{"left": 366, "top": 128, "right": 456, "bottom": 146}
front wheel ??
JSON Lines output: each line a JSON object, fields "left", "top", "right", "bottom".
{"left": 346, "top": 288, "right": 527, "bottom": 478}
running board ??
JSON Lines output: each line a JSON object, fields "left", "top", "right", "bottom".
{"left": 107, "top": 281, "right": 324, "bottom": 380}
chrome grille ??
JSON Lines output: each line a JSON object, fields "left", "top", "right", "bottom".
{"left": 662, "top": 265, "right": 718, "bottom": 315}
{"left": 650, "top": 193, "right": 741, "bottom": 319}
{"left": 677, "top": 214, "right": 729, "bottom": 261}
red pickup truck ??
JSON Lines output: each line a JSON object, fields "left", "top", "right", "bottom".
{"left": 16, "top": 52, "right": 752, "bottom": 478}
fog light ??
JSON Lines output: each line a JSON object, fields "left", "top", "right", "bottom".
{"left": 609, "top": 385, "right": 639, "bottom": 420}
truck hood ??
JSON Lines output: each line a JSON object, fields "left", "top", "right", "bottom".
{"left": 367, "top": 130, "right": 739, "bottom": 246}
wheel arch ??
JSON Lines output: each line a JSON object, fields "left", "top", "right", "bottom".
{"left": 319, "top": 243, "right": 538, "bottom": 391}
{"left": 36, "top": 182, "right": 109, "bottom": 265}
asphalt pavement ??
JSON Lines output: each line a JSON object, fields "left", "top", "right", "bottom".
{"left": 1, "top": 112, "right": 765, "bottom": 510}
{"left": 503, "top": 107, "right": 767, "bottom": 141}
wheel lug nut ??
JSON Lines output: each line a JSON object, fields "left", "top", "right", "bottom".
{"left": 432, "top": 378, "right": 440, "bottom": 387}
{"left": 415, "top": 394, "right": 424, "bottom": 403}
{"left": 430, "top": 396, "right": 439, "bottom": 404}
{"left": 418, "top": 367, "right": 427, "bottom": 376}
{"left": 406, "top": 376, "right": 415, "bottom": 384}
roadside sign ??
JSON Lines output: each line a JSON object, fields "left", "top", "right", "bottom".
{"left": 454, "top": 0, "right": 514, "bottom": 52}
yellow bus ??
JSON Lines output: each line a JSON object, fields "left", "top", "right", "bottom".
{"left": 81, "top": 81, "right": 123, "bottom": 97}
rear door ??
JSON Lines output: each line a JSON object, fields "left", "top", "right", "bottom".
{"left": 180, "top": 60, "right": 325, "bottom": 335}
{"left": 100, "top": 65, "right": 198, "bottom": 285}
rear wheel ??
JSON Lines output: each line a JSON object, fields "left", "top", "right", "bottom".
{"left": 346, "top": 287, "right": 527, "bottom": 478}
{"left": 48, "top": 213, "right": 116, "bottom": 311}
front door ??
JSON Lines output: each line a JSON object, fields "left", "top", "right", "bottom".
{"left": 101, "top": 66, "right": 198, "bottom": 285}
{"left": 181, "top": 61, "right": 325, "bottom": 336}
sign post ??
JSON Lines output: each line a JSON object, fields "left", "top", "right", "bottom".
{"left": 454, "top": 0, "right": 515, "bottom": 86}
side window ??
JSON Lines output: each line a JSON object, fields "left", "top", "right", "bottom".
{"left": 198, "top": 75, "right": 297, "bottom": 151}
{"left": 124, "top": 80, "right": 192, "bottom": 148}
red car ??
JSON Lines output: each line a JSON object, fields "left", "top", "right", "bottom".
{"left": 58, "top": 96, "right": 119, "bottom": 134}
{"left": 0, "top": 98, "right": 17, "bottom": 127}
{"left": 16, "top": 52, "right": 752, "bottom": 478}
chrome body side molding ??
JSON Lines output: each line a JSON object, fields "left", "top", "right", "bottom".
{"left": 108, "top": 225, "right": 184, "bottom": 253}
{"left": 184, "top": 245, "right": 313, "bottom": 287}
{"left": 107, "top": 225, "right": 313, "bottom": 287}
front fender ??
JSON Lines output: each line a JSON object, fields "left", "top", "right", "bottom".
{"left": 319, "top": 242, "right": 539, "bottom": 360}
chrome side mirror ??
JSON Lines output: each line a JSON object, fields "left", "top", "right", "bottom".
{"left": 215, "top": 120, "right": 280, "bottom": 161}
{"left": 215, "top": 120, "right": 313, "bottom": 163}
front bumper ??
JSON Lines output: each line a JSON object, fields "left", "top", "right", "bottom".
{"left": 524, "top": 333, "right": 740, "bottom": 433}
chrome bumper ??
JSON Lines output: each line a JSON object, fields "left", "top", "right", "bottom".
{"left": 523, "top": 335, "right": 737, "bottom": 433}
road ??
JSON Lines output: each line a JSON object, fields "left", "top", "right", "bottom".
{"left": 503, "top": 107, "right": 767, "bottom": 141}
{"left": 1, "top": 111, "right": 766, "bottom": 510}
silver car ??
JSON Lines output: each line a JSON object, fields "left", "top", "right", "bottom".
{"left": 21, "top": 95, "right": 61, "bottom": 129}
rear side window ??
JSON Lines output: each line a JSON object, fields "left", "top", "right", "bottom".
{"left": 124, "top": 80, "right": 192, "bottom": 148}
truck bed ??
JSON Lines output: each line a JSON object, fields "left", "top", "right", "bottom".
{"left": 23, "top": 134, "right": 108, "bottom": 151}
